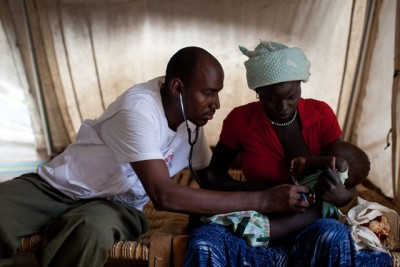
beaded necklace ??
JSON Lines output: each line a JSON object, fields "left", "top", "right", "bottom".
{"left": 267, "top": 110, "right": 297, "bottom": 127}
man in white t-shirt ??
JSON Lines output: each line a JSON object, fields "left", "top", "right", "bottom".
{"left": 0, "top": 46, "right": 311, "bottom": 267}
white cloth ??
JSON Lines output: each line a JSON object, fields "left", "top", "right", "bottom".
{"left": 37, "top": 77, "right": 211, "bottom": 210}
{"left": 339, "top": 197, "right": 400, "bottom": 252}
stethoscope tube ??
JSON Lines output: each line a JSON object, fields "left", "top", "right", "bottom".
{"left": 179, "top": 93, "right": 200, "bottom": 184}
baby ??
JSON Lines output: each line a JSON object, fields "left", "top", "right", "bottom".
{"left": 290, "top": 140, "right": 371, "bottom": 218}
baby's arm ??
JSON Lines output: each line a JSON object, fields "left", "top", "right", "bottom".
{"left": 292, "top": 156, "right": 348, "bottom": 177}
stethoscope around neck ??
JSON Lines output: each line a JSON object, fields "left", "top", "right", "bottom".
{"left": 179, "top": 93, "right": 200, "bottom": 182}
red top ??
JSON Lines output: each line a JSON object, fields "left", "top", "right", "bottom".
{"left": 220, "top": 98, "right": 342, "bottom": 184}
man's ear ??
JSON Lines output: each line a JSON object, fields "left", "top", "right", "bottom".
{"left": 170, "top": 79, "right": 183, "bottom": 96}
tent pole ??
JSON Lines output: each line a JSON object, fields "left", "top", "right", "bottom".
{"left": 392, "top": 0, "right": 400, "bottom": 212}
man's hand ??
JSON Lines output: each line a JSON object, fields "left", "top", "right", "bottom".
{"left": 261, "top": 184, "right": 310, "bottom": 213}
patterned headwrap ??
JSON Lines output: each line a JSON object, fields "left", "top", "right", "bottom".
{"left": 239, "top": 41, "right": 311, "bottom": 90}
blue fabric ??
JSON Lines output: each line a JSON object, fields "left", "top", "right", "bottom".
{"left": 184, "top": 218, "right": 393, "bottom": 267}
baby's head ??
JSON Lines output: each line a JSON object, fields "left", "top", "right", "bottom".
{"left": 322, "top": 141, "right": 370, "bottom": 187}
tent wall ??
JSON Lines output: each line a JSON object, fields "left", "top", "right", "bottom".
{"left": 1, "top": 0, "right": 398, "bottom": 203}
{"left": 15, "top": 0, "right": 362, "bottom": 147}
{"left": 0, "top": 0, "right": 46, "bottom": 162}
{"left": 351, "top": 0, "right": 396, "bottom": 199}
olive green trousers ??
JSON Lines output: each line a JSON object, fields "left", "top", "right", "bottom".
{"left": 0, "top": 173, "right": 148, "bottom": 267}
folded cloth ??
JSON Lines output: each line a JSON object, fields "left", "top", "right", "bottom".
{"left": 239, "top": 40, "right": 311, "bottom": 90}
{"left": 339, "top": 197, "right": 400, "bottom": 252}
{"left": 201, "top": 210, "right": 270, "bottom": 247}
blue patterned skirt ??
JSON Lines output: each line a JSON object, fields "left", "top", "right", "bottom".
{"left": 184, "top": 218, "right": 393, "bottom": 267}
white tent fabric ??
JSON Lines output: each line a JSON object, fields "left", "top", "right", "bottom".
{"left": 0, "top": 0, "right": 46, "bottom": 180}
{"left": 352, "top": 0, "right": 396, "bottom": 199}
{"left": 0, "top": 0, "right": 398, "bottom": 205}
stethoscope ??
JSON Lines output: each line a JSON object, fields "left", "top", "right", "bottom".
{"left": 179, "top": 93, "right": 200, "bottom": 182}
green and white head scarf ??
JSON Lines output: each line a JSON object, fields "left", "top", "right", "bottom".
{"left": 239, "top": 41, "right": 311, "bottom": 90}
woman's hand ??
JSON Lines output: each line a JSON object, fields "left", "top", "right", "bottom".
{"left": 315, "top": 166, "right": 353, "bottom": 206}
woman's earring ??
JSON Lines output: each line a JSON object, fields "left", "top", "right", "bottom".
{"left": 256, "top": 93, "right": 259, "bottom": 99}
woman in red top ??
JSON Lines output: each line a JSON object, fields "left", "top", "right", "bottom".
{"left": 184, "top": 41, "right": 393, "bottom": 267}
{"left": 217, "top": 96, "right": 342, "bottom": 184}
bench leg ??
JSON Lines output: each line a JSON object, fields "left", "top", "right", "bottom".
{"left": 172, "top": 235, "right": 188, "bottom": 267}
{"left": 148, "top": 233, "right": 172, "bottom": 267}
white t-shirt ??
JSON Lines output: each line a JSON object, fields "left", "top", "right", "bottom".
{"left": 37, "top": 77, "right": 212, "bottom": 210}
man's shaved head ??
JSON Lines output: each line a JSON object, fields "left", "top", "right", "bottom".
{"left": 165, "top": 46, "right": 223, "bottom": 86}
